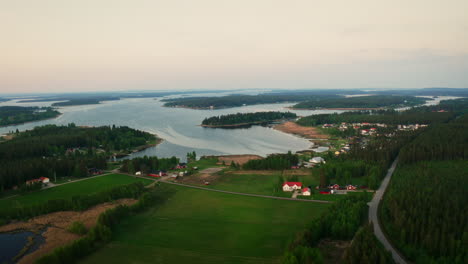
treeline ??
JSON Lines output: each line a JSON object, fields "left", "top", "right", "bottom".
{"left": 321, "top": 160, "right": 384, "bottom": 189}
{"left": 0, "top": 124, "right": 156, "bottom": 191}
{"left": 0, "top": 106, "right": 60, "bottom": 126}
{"left": 343, "top": 224, "right": 394, "bottom": 264}
{"left": 201, "top": 111, "right": 297, "bottom": 126}
{"left": 297, "top": 110, "right": 453, "bottom": 126}
{"left": 120, "top": 156, "right": 180, "bottom": 174}
{"left": 292, "top": 95, "right": 426, "bottom": 109}
{"left": 381, "top": 114, "right": 468, "bottom": 263}
{"left": 162, "top": 94, "right": 339, "bottom": 109}
{"left": 52, "top": 97, "right": 120, "bottom": 106}
{"left": 0, "top": 182, "right": 146, "bottom": 222}
{"left": 242, "top": 152, "right": 298, "bottom": 170}
{"left": 36, "top": 185, "right": 175, "bottom": 264}
{"left": 282, "top": 194, "right": 370, "bottom": 264}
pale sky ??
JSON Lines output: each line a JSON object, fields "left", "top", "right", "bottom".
{"left": 1, "top": 0, "right": 467, "bottom": 93}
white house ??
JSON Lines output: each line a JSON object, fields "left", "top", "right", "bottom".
{"left": 135, "top": 171, "right": 141, "bottom": 176}
{"left": 310, "top": 157, "right": 325, "bottom": 164}
{"left": 302, "top": 187, "right": 311, "bottom": 196}
{"left": 282, "top": 182, "right": 303, "bottom": 192}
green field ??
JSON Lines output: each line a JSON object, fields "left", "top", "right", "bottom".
{"left": 81, "top": 184, "right": 330, "bottom": 264}
{"left": 0, "top": 174, "right": 152, "bottom": 210}
{"left": 189, "top": 169, "right": 366, "bottom": 201}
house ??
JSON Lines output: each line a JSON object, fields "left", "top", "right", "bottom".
{"left": 291, "top": 165, "right": 300, "bottom": 169}
{"left": 361, "top": 129, "right": 369, "bottom": 135}
{"left": 346, "top": 185, "right": 357, "bottom": 190}
{"left": 310, "top": 157, "right": 325, "bottom": 164}
{"left": 329, "top": 184, "right": 340, "bottom": 190}
{"left": 302, "top": 188, "right": 311, "bottom": 196}
{"left": 282, "top": 182, "right": 303, "bottom": 192}
{"left": 26, "top": 177, "right": 50, "bottom": 186}
{"left": 148, "top": 173, "right": 160, "bottom": 178}
{"left": 135, "top": 171, "right": 141, "bottom": 176}
{"left": 176, "top": 163, "right": 187, "bottom": 169}
{"left": 319, "top": 189, "right": 330, "bottom": 194}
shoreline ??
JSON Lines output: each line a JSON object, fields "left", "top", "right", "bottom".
{"left": 0, "top": 112, "right": 62, "bottom": 129}
{"left": 286, "top": 106, "right": 383, "bottom": 110}
{"left": 114, "top": 137, "right": 164, "bottom": 158}
{"left": 272, "top": 121, "right": 329, "bottom": 140}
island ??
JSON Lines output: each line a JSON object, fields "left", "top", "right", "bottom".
{"left": 291, "top": 95, "right": 427, "bottom": 109}
{"left": 162, "top": 94, "right": 340, "bottom": 109}
{"left": 0, "top": 106, "right": 61, "bottom": 127}
{"left": 201, "top": 111, "right": 297, "bottom": 128}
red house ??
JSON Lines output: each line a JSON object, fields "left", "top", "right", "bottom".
{"left": 346, "top": 185, "right": 357, "bottom": 190}
{"left": 148, "top": 173, "right": 161, "bottom": 178}
{"left": 329, "top": 184, "right": 340, "bottom": 190}
{"left": 319, "top": 189, "right": 331, "bottom": 194}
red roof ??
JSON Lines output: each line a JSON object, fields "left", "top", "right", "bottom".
{"left": 302, "top": 188, "right": 310, "bottom": 192}
{"left": 283, "top": 182, "right": 302, "bottom": 187}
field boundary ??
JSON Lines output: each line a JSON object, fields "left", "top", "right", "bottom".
{"left": 161, "top": 181, "right": 332, "bottom": 203}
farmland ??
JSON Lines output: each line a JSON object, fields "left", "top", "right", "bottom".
{"left": 0, "top": 174, "right": 152, "bottom": 211}
{"left": 81, "top": 184, "right": 330, "bottom": 264}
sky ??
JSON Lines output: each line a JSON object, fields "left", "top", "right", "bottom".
{"left": 1, "top": 0, "right": 467, "bottom": 93}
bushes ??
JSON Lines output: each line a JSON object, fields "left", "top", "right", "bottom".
{"left": 35, "top": 186, "right": 174, "bottom": 264}
{"left": 67, "top": 221, "right": 87, "bottom": 235}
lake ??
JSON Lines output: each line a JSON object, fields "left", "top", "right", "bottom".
{"left": 0, "top": 95, "right": 344, "bottom": 160}
{"left": 0, "top": 94, "right": 453, "bottom": 161}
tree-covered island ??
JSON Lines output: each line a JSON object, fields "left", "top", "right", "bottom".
{"left": 0, "top": 106, "right": 61, "bottom": 127}
{"left": 201, "top": 111, "right": 297, "bottom": 127}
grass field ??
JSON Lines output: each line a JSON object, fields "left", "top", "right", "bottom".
{"left": 0, "top": 174, "right": 152, "bottom": 210}
{"left": 81, "top": 184, "right": 330, "bottom": 264}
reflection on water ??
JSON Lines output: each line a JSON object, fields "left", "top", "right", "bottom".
{"left": 0, "top": 95, "right": 452, "bottom": 160}
{"left": 0, "top": 231, "right": 45, "bottom": 264}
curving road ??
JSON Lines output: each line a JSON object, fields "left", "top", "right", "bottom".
{"left": 368, "top": 158, "right": 407, "bottom": 264}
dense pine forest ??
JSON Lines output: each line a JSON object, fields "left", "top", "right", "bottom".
{"left": 292, "top": 95, "right": 426, "bottom": 109}
{"left": 120, "top": 156, "right": 180, "bottom": 174}
{"left": 242, "top": 152, "right": 299, "bottom": 170}
{"left": 201, "top": 111, "right": 297, "bottom": 127}
{"left": 381, "top": 113, "right": 468, "bottom": 264}
{"left": 0, "top": 106, "right": 60, "bottom": 126}
{"left": 162, "top": 94, "right": 339, "bottom": 109}
{"left": 343, "top": 224, "right": 394, "bottom": 264}
{"left": 0, "top": 124, "right": 157, "bottom": 192}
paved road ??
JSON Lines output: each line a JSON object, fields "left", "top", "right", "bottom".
{"left": 161, "top": 181, "right": 331, "bottom": 203}
{"left": 368, "top": 158, "right": 407, "bottom": 264}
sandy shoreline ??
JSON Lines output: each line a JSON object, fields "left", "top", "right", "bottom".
{"left": 273, "top": 121, "right": 329, "bottom": 140}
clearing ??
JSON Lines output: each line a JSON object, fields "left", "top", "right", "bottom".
{"left": 81, "top": 184, "right": 330, "bottom": 264}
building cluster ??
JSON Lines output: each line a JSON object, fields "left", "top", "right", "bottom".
{"left": 26, "top": 177, "right": 50, "bottom": 186}
{"left": 397, "top": 124, "right": 428, "bottom": 131}
{"left": 282, "top": 182, "right": 311, "bottom": 196}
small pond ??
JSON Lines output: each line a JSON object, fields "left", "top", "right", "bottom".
{"left": 0, "top": 231, "right": 45, "bottom": 264}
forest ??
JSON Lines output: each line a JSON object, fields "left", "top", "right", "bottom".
{"left": 381, "top": 113, "right": 468, "bottom": 264}
{"left": 0, "top": 124, "right": 157, "bottom": 192}
{"left": 292, "top": 95, "right": 426, "bottom": 109}
{"left": 201, "top": 111, "right": 297, "bottom": 127}
{"left": 52, "top": 97, "right": 120, "bottom": 106}
{"left": 282, "top": 194, "right": 370, "bottom": 264}
{"left": 242, "top": 152, "right": 299, "bottom": 170}
{"left": 162, "top": 94, "right": 339, "bottom": 109}
{"left": 297, "top": 98, "right": 468, "bottom": 126}
{"left": 0, "top": 106, "right": 60, "bottom": 126}
{"left": 120, "top": 156, "right": 180, "bottom": 174}
{"left": 297, "top": 110, "right": 453, "bottom": 126}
